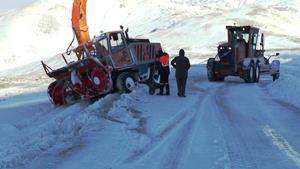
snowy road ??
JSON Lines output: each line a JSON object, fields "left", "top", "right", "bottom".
{"left": 1, "top": 62, "right": 300, "bottom": 169}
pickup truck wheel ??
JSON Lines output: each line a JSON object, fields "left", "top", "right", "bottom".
{"left": 116, "top": 72, "right": 138, "bottom": 93}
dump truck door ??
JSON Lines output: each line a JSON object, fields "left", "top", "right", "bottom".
{"left": 108, "top": 32, "right": 134, "bottom": 68}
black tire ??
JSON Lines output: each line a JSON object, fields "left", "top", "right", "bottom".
{"left": 207, "top": 58, "right": 216, "bottom": 81}
{"left": 244, "top": 62, "right": 255, "bottom": 83}
{"left": 116, "top": 72, "right": 138, "bottom": 93}
{"left": 272, "top": 73, "right": 279, "bottom": 81}
{"left": 254, "top": 63, "right": 260, "bottom": 83}
{"left": 145, "top": 65, "right": 160, "bottom": 95}
{"left": 215, "top": 77, "right": 225, "bottom": 81}
{"left": 148, "top": 87, "right": 155, "bottom": 95}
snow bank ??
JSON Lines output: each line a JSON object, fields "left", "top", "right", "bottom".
{"left": 0, "top": 85, "right": 147, "bottom": 169}
{"left": 266, "top": 54, "right": 300, "bottom": 108}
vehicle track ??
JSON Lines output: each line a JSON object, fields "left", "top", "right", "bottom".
{"left": 124, "top": 95, "right": 203, "bottom": 164}
{"left": 214, "top": 88, "right": 260, "bottom": 169}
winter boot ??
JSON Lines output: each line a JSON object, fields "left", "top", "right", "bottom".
{"left": 165, "top": 84, "right": 170, "bottom": 95}
{"left": 157, "top": 85, "right": 164, "bottom": 96}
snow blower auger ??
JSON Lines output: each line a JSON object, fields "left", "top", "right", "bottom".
{"left": 41, "top": 0, "right": 162, "bottom": 105}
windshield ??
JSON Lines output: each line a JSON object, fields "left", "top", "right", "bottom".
{"left": 95, "top": 35, "right": 109, "bottom": 57}
{"left": 109, "top": 32, "right": 126, "bottom": 52}
{"left": 233, "top": 31, "right": 249, "bottom": 43}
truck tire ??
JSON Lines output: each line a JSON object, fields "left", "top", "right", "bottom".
{"left": 272, "top": 73, "right": 279, "bottom": 81}
{"left": 254, "top": 63, "right": 260, "bottom": 83}
{"left": 207, "top": 58, "right": 216, "bottom": 81}
{"left": 116, "top": 72, "right": 138, "bottom": 93}
{"left": 215, "top": 77, "right": 225, "bottom": 81}
{"left": 244, "top": 63, "right": 255, "bottom": 83}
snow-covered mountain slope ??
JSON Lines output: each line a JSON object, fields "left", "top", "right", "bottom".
{"left": 0, "top": 0, "right": 300, "bottom": 72}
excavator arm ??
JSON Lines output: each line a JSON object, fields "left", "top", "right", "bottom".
{"left": 72, "top": 0, "right": 91, "bottom": 45}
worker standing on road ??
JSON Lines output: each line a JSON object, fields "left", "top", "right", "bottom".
{"left": 157, "top": 50, "right": 170, "bottom": 96}
{"left": 171, "top": 49, "right": 190, "bottom": 97}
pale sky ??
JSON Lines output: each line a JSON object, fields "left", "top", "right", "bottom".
{"left": 0, "top": 0, "right": 35, "bottom": 11}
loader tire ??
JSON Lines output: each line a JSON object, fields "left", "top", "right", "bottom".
{"left": 254, "top": 63, "right": 260, "bottom": 83}
{"left": 116, "top": 72, "right": 138, "bottom": 93}
{"left": 207, "top": 58, "right": 216, "bottom": 81}
{"left": 244, "top": 63, "right": 255, "bottom": 83}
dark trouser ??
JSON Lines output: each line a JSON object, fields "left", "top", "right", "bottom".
{"left": 158, "top": 69, "right": 170, "bottom": 95}
{"left": 176, "top": 77, "right": 187, "bottom": 96}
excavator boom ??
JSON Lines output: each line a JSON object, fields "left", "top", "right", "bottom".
{"left": 72, "top": 0, "right": 90, "bottom": 45}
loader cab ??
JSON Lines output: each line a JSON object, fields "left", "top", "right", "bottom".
{"left": 227, "top": 26, "right": 259, "bottom": 58}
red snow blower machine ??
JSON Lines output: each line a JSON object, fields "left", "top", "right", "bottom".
{"left": 41, "top": 0, "right": 162, "bottom": 105}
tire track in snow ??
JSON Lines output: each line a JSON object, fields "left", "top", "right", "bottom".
{"left": 214, "top": 86, "right": 260, "bottom": 169}
{"left": 159, "top": 98, "right": 202, "bottom": 169}
{"left": 124, "top": 96, "right": 202, "bottom": 164}
{"left": 272, "top": 99, "right": 300, "bottom": 115}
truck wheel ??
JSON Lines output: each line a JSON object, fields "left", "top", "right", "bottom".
{"left": 244, "top": 63, "right": 255, "bottom": 83}
{"left": 148, "top": 87, "right": 155, "bottom": 95}
{"left": 272, "top": 73, "right": 279, "bottom": 81}
{"left": 215, "top": 77, "right": 225, "bottom": 81}
{"left": 207, "top": 58, "right": 216, "bottom": 81}
{"left": 116, "top": 72, "right": 138, "bottom": 93}
{"left": 254, "top": 63, "right": 260, "bottom": 83}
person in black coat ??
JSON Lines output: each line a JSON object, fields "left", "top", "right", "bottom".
{"left": 171, "top": 49, "right": 190, "bottom": 97}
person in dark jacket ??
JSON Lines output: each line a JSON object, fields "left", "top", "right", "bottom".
{"left": 171, "top": 49, "right": 190, "bottom": 97}
{"left": 156, "top": 50, "right": 170, "bottom": 95}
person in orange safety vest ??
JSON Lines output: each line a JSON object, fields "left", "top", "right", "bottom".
{"left": 156, "top": 50, "right": 170, "bottom": 96}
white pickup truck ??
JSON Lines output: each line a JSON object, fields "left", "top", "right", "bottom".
{"left": 259, "top": 53, "right": 280, "bottom": 81}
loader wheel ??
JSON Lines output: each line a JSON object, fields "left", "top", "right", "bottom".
{"left": 116, "top": 72, "right": 138, "bottom": 93}
{"left": 244, "top": 63, "right": 255, "bottom": 83}
{"left": 207, "top": 58, "right": 216, "bottom": 81}
{"left": 254, "top": 63, "right": 260, "bottom": 83}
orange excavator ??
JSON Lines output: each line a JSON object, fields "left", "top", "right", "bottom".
{"left": 42, "top": 0, "right": 162, "bottom": 105}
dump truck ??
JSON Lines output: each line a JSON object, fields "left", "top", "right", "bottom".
{"left": 41, "top": 0, "right": 161, "bottom": 105}
{"left": 207, "top": 25, "right": 280, "bottom": 83}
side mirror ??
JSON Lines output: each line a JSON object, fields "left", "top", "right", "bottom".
{"left": 125, "top": 28, "right": 129, "bottom": 40}
{"left": 267, "top": 52, "right": 280, "bottom": 62}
